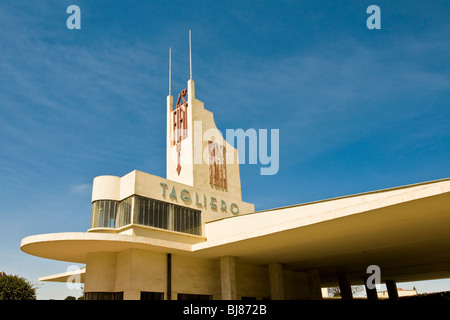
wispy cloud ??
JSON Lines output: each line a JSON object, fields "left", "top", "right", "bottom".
{"left": 0, "top": 166, "right": 29, "bottom": 179}
{"left": 0, "top": 4, "right": 169, "bottom": 177}
{"left": 199, "top": 30, "right": 449, "bottom": 167}
{"left": 70, "top": 183, "right": 91, "bottom": 195}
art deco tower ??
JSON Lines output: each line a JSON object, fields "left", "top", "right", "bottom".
{"left": 166, "top": 35, "right": 244, "bottom": 202}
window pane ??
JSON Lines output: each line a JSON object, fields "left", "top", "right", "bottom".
{"left": 177, "top": 293, "right": 212, "bottom": 300}
{"left": 85, "top": 292, "right": 123, "bottom": 300}
{"left": 134, "top": 196, "right": 200, "bottom": 235}
{"left": 90, "top": 200, "right": 117, "bottom": 228}
{"left": 140, "top": 291, "right": 164, "bottom": 300}
{"left": 117, "top": 197, "right": 131, "bottom": 228}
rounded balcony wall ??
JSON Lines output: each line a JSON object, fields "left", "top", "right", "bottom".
{"left": 92, "top": 175, "right": 120, "bottom": 202}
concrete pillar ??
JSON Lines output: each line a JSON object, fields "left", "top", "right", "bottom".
{"left": 363, "top": 276, "right": 378, "bottom": 300}
{"left": 85, "top": 252, "right": 116, "bottom": 293}
{"left": 220, "top": 256, "right": 237, "bottom": 300}
{"left": 306, "top": 269, "right": 322, "bottom": 299}
{"left": 268, "top": 263, "right": 285, "bottom": 300}
{"left": 123, "top": 289, "right": 140, "bottom": 300}
{"left": 338, "top": 273, "right": 353, "bottom": 300}
{"left": 167, "top": 253, "right": 172, "bottom": 300}
{"left": 385, "top": 280, "right": 399, "bottom": 300}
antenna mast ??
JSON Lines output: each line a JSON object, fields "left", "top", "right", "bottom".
{"left": 169, "top": 47, "right": 172, "bottom": 96}
{"left": 189, "top": 30, "right": 192, "bottom": 80}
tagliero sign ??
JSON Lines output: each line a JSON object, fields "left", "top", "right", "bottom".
{"left": 160, "top": 182, "right": 239, "bottom": 214}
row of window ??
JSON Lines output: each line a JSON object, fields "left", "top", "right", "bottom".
{"left": 84, "top": 292, "right": 124, "bottom": 300}
{"left": 90, "top": 196, "right": 202, "bottom": 236}
{"left": 84, "top": 292, "right": 213, "bottom": 300}
{"left": 84, "top": 292, "right": 267, "bottom": 300}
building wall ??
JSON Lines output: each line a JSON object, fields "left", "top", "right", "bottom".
{"left": 84, "top": 249, "right": 317, "bottom": 300}
{"left": 130, "top": 249, "right": 167, "bottom": 298}
{"left": 166, "top": 84, "right": 194, "bottom": 187}
{"left": 236, "top": 263, "right": 270, "bottom": 299}
{"left": 84, "top": 252, "right": 117, "bottom": 293}
{"left": 283, "top": 269, "right": 310, "bottom": 300}
{"left": 378, "top": 289, "right": 417, "bottom": 299}
{"left": 172, "top": 254, "right": 222, "bottom": 299}
{"left": 167, "top": 79, "right": 244, "bottom": 204}
{"left": 91, "top": 170, "right": 254, "bottom": 225}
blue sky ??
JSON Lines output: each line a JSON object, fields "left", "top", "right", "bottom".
{"left": 0, "top": 1, "right": 449, "bottom": 299}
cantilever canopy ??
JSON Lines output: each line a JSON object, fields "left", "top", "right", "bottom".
{"left": 39, "top": 267, "right": 86, "bottom": 283}
{"left": 21, "top": 179, "right": 450, "bottom": 286}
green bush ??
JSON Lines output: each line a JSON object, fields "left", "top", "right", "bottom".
{"left": 0, "top": 274, "right": 36, "bottom": 300}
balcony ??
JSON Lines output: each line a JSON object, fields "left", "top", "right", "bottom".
{"left": 90, "top": 195, "right": 202, "bottom": 237}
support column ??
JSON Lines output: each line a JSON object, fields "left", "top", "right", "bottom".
{"left": 167, "top": 254, "right": 172, "bottom": 300}
{"left": 338, "top": 273, "right": 353, "bottom": 300}
{"left": 385, "top": 280, "right": 399, "bottom": 300}
{"left": 123, "top": 290, "right": 140, "bottom": 300}
{"left": 268, "top": 263, "right": 285, "bottom": 300}
{"left": 220, "top": 256, "right": 237, "bottom": 300}
{"left": 306, "top": 269, "right": 322, "bottom": 299}
{"left": 85, "top": 252, "right": 116, "bottom": 293}
{"left": 363, "top": 276, "right": 378, "bottom": 300}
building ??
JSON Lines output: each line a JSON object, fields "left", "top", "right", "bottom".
{"left": 377, "top": 288, "right": 418, "bottom": 299}
{"left": 20, "top": 61, "right": 450, "bottom": 300}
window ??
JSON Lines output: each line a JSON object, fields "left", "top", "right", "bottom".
{"left": 177, "top": 293, "right": 212, "bottom": 300}
{"left": 85, "top": 292, "right": 123, "bottom": 300}
{"left": 140, "top": 291, "right": 164, "bottom": 300}
{"left": 173, "top": 205, "right": 201, "bottom": 235}
{"left": 116, "top": 197, "right": 132, "bottom": 228}
{"left": 90, "top": 195, "right": 203, "bottom": 236}
{"left": 91, "top": 200, "right": 117, "bottom": 228}
{"left": 137, "top": 197, "right": 169, "bottom": 229}
{"left": 135, "top": 195, "right": 202, "bottom": 236}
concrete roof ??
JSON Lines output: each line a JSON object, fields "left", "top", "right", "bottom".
{"left": 21, "top": 178, "right": 450, "bottom": 286}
